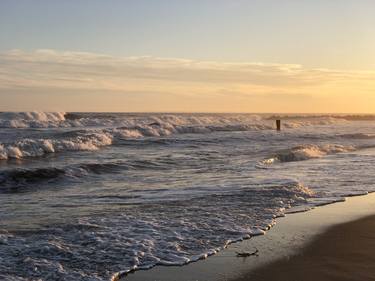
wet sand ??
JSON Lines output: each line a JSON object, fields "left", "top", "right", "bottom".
{"left": 235, "top": 215, "right": 375, "bottom": 281}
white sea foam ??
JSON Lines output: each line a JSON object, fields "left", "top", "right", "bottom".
{"left": 0, "top": 112, "right": 66, "bottom": 128}
{"left": 0, "top": 180, "right": 315, "bottom": 281}
{"left": 0, "top": 133, "right": 113, "bottom": 160}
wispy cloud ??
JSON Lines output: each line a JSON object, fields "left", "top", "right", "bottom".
{"left": 1, "top": 49, "right": 375, "bottom": 112}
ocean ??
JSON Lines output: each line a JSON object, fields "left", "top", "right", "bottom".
{"left": 0, "top": 112, "right": 375, "bottom": 281}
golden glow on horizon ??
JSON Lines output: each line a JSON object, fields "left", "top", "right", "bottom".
{"left": 0, "top": 49, "right": 375, "bottom": 113}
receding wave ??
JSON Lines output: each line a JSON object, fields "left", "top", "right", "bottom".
{"left": 0, "top": 178, "right": 315, "bottom": 281}
{"left": 260, "top": 144, "right": 356, "bottom": 165}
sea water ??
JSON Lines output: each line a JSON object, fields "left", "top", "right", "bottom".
{"left": 0, "top": 112, "right": 374, "bottom": 280}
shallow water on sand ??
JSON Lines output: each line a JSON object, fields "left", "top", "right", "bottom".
{"left": 0, "top": 112, "right": 375, "bottom": 280}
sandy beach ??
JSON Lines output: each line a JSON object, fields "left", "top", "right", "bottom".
{"left": 235, "top": 215, "right": 375, "bottom": 281}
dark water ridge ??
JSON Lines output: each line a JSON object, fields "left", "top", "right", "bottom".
{"left": 0, "top": 158, "right": 184, "bottom": 193}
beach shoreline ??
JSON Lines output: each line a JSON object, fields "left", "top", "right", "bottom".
{"left": 123, "top": 192, "right": 375, "bottom": 281}
{"left": 235, "top": 214, "right": 375, "bottom": 281}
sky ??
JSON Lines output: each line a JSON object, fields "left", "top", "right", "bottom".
{"left": 1, "top": 0, "right": 375, "bottom": 113}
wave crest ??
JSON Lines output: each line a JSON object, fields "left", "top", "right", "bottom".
{"left": 0, "top": 112, "right": 66, "bottom": 128}
{"left": 0, "top": 112, "right": 350, "bottom": 129}
{"left": 261, "top": 144, "right": 355, "bottom": 165}
{"left": 0, "top": 133, "right": 112, "bottom": 160}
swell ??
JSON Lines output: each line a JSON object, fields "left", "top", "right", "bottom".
{"left": 0, "top": 157, "right": 178, "bottom": 192}
{"left": 0, "top": 162, "right": 124, "bottom": 191}
{"left": 0, "top": 167, "right": 66, "bottom": 186}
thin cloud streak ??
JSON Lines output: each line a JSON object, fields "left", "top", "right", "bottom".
{"left": 1, "top": 49, "right": 375, "bottom": 112}
{"left": 2, "top": 49, "right": 374, "bottom": 89}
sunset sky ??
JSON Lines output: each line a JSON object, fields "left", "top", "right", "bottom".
{"left": 1, "top": 0, "right": 375, "bottom": 112}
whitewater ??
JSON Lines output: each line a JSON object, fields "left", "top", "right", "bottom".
{"left": 1, "top": 112, "right": 375, "bottom": 281}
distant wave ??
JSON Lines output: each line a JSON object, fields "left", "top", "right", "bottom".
{"left": 337, "top": 115, "right": 375, "bottom": 121}
{"left": 0, "top": 112, "right": 360, "bottom": 160}
{"left": 267, "top": 114, "right": 375, "bottom": 121}
{"left": 338, "top": 133, "right": 375, "bottom": 139}
{"left": 260, "top": 144, "right": 356, "bottom": 165}
{"left": 0, "top": 111, "right": 66, "bottom": 128}
{"left": 0, "top": 112, "right": 265, "bottom": 128}
{"left": 0, "top": 111, "right": 351, "bottom": 129}
{"left": 0, "top": 119, "right": 342, "bottom": 160}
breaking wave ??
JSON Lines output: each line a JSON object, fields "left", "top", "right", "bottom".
{"left": 0, "top": 112, "right": 66, "bottom": 128}
{"left": 0, "top": 112, "right": 354, "bottom": 160}
{"left": 0, "top": 132, "right": 113, "bottom": 160}
{"left": 0, "top": 122, "right": 273, "bottom": 160}
{"left": 0, "top": 111, "right": 350, "bottom": 129}
{"left": 260, "top": 144, "right": 356, "bottom": 165}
